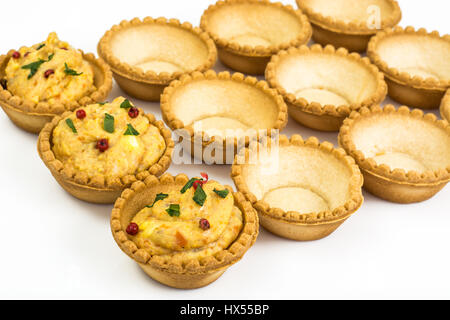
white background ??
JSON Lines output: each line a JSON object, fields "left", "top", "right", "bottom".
{"left": 0, "top": 0, "right": 449, "bottom": 300}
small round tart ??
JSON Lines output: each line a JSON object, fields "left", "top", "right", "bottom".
{"left": 0, "top": 32, "right": 112, "bottom": 133}
{"left": 200, "top": 0, "right": 312, "bottom": 74}
{"left": 266, "top": 45, "right": 387, "bottom": 131}
{"left": 368, "top": 27, "right": 450, "bottom": 109}
{"left": 98, "top": 17, "right": 217, "bottom": 101}
{"left": 441, "top": 90, "right": 450, "bottom": 123}
{"left": 339, "top": 105, "right": 450, "bottom": 203}
{"left": 111, "top": 173, "right": 258, "bottom": 289}
{"left": 296, "top": 0, "right": 401, "bottom": 52}
{"left": 161, "top": 70, "right": 287, "bottom": 164}
{"left": 231, "top": 135, "right": 363, "bottom": 241}
{"left": 38, "top": 97, "right": 174, "bottom": 204}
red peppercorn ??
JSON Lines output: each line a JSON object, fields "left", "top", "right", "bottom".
{"left": 96, "top": 139, "right": 109, "bottom": 152}
{"left": 12, "top": 51, "right": 21, "bottom": 59}
{"left": 200, "top": 172, "right": 209, "bottom": 182}
{"left": 126, "top": 223, "right": 139, "bottom": 235}
{"left": 199, "top": 219, "right": 210, "bottom": 231}
{"left": 76, "top": 109, "right": 86, "bottom": 120}
{"left": 193, "top": 180, "right": 202, "bottom": 190}
{"left": 44, "top": 69, "right": 55, "bottom": 78}
{"left": 128, "top": 107, "right": 139, "bottom": 118}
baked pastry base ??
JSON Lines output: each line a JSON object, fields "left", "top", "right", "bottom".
{"left": 287, "top": 102, "right": 346, "bottom": 132}
{"left": 0, "top": 53, "right": 112, "bottom": 134}
{"left": 441, "top": 90, "right": 450, "bottom": 122}
{"left": 110, "top": 174, "right": 259, "bottom": 289}
{"left": 310, "top": 23, "right": 372, "bottom": 53}
{"left": 217, "top": 49, "right": 270, "bottom": 75}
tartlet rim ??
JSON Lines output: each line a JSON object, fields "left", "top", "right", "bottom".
{"left": 110, "top": 173, "right": 259, "bottom": 275}
{"left": 160, "top": 69, "right": 288, "bottom": 149}
{"left": 338, "top": 104, "right": 450, "bottom": 185}
{"left": 38, "top": 105, "right": 174, "bottom": 191}
{"left": 97, "top": 16, "right": 218, "bottom": 85}
{"left": 367, "top": 26, "right": 450, "bottom": 90}
{"left": 265, "top": 44, "right": 388, "bottom": 118}
{"left": 440, "top": 89, "right": 450, "bottom": 123}
{"left": 200, "top": 0, "right": 312, "bottom": 57}
{"left": 296, "top": 0, "right": 402, "bottom": 35}
{"left": 231, "top": 134, "right": 364, "bottom": 225}
{"left": 0, "top": 51, "right": 112, "bottom": 116}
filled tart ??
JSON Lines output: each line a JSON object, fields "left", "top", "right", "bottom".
{"left": 339, "top": 105, "right": 450, "bottom": 203}
{"left": 200, "top": 0, "right": 312, "bottom": 74}
{"left": 38, "top": 97, "right": 174, "bottom": 204}
{"left": 232, "top": 135, "right": 363, "bottom": 241}
{"left": 111, "top": 173, "right": 258, "bottom": 289}
{"left": 98, "top": 17, "right": 217, "bottom": 101}
{"left": 0, "top": 32, "right": 112, "bottom": 133}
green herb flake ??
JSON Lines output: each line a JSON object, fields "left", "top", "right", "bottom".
{"left": 213, "top": 189, "right": 229, "bottom": 199}
{"left": 64, "top": 63, "right": 83, "bottom": 76}
{"left": 65, "top": 118, "right": 77, "bottom": 133}
{"left": 47, "top": 53, "right": 54, "bottom": 61}
{"left": 36, "top": 43, "right": 46, "bottom": 50}
{"left": 146, "top": 193, "right": 169, "bottom": 208}
{"left": 124, "top": 124, "right": 140, "bottom": 136}
{"left": 98, "top": 102, "right": 107, "bottom": 106}
{"left": 120, "top": 99, "right": 133, "bottom": 109}
{"left": 180, "top": 178, "right": 198, "bottom": 194}
{"left": 21, "top": 59, "right": 46, "bottom": 79}
{"left": 103, "top": 113, "right": 115, "bottom": 133}
{"left": 193, "top": 186, "right": 207, "bottom": 206}
{"left": 166, "top": 204, "right": 180, "bottom": 217}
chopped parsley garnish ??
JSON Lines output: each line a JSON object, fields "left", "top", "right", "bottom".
{"left": 146, "top": 193, "right": 168, "bottom": 208}
{"left": 120, "top": 99, "right": 133, "bottom": 109}
{"left": 213, "top": 189, "right": 229, "bottom": 198}
{"left": 64, "top": 63, "right": 83, "bottom": 76}
{"left": 193, "top": 186, "right": 207, "bottom": 206}
{"left": 21, "top": 59, "right": 46, "bottom": 79}
{"left": 36, "top": 43, "right": 46, "bottom": 50}
{"left": 180, "top": 178, "right": 198, "bottom": 194}
{"left": 166, "top": 204, "right": 180, "bottom": 217}
{"left": 98, "top": 102, "right": 107, "bottom": 105}
{"left": 65, "top": 118, "right": 77, "bottom": 133}
{"left": 47, "top": 53, "right": 54, "bottom": 61}
{"left": 124, "top": 124, "right": 139, "bottom": 136}
{"left": 103, "top": 113, "right": 115, "bottom": 133}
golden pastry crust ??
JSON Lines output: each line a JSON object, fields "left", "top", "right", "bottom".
{"left": 160, "top": 70, "right": 287, "bottom": 163}
{"left": 232, "top": 134, "right": 364, "bottom": 225}
{"left": 339, "top": 105, "right": 450, "bottom": 186}
{"left": 110, "top": 173, "right": 258, "bottom": 287}
{"left": 200, "top": 0, "right": 312, "bottom": 57}
{"left": 441, "top": 90, "right": 450, "bottom": 123}
{"left": 368, "top": 26, "right": 450, "bottom": 91}
{"left": 98, "top": 17, "right": 217, "bottom": 86}
{"left": 297, "top": 0, "right": 401, "bottom": 35}
{"left": 38, "top": 106, "right": 174, "bottom": 204}
{"left": 0, "top": 51, "right": 112, "bottom": 133}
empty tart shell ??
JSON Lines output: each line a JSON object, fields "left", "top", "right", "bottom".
{"left": 161, "top": 70, "right": 288, "bottom": 164}
{"left": 200, "top": 0, "right": 312, "bottom": 75}
{"left": 98, "top": 17, "right": 217, "bottom": 101}
{"left": 368, "top": 26, "right": 450, "bottom": 109}
{"left": 339, "top": 105, "right": 450, "bottom": 203}
{"left": 38, "top": 105, "right": 174, "bottom": 204}
{"left": 110, "top": 173, "right": 259, "bottom": 289}
{"left": 231, "top": 134, "right": 364, "bottom": 241}
{"left": 266, "top": 45, "right": 387, "bottom": 131}
{"left": 441, "top": 90, "right": 450, "bottom": 123}
{"left": 297, "top": 0, "right": 401, "bottom": 52}
{"left": 0, "top": 51, "right": 112, "bottom": 134}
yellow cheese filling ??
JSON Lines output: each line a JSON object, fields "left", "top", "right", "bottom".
{"left": 131, "top": 180, "right": 243, "bottom": 260}
{"left": 52, "top": 97, "right": 166, "bottom": 180}
{"left": 5, "top": 32, "right": 95, "bottom": 104}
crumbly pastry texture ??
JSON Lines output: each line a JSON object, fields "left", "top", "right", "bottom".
{"left": 0, "top": 34, "right": 112, "bottom": 115}
{"left": 160, "top": 70, "right": 287, "bottom": 147}
{"left": 296, "top": 0, "right": 401, "bottom": 35}
{"left": 111, "top": 173, "right": 259, "bottom": 274}
{"left": 98, "top": 17, "right": 217, "bottom": 85}
{"left": 38, "top": 98, "right": 174, "bottom": 190}
{"left": 231, "top": 134, "right": 364, "bottom": 224}
{"left": 367, "top": 26, "right": 450, "bottom": 90}
{"left": 339, "top": 105, "right": 450, "bottom": 185}
{"left": 200, "top": 0, "right": 312, "bottom": 57}
{"left": 441, "top": 90, "right": 450, "bottom": 123}
{"left": 265, "top": 44, "right": 387, "bottom": 117}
